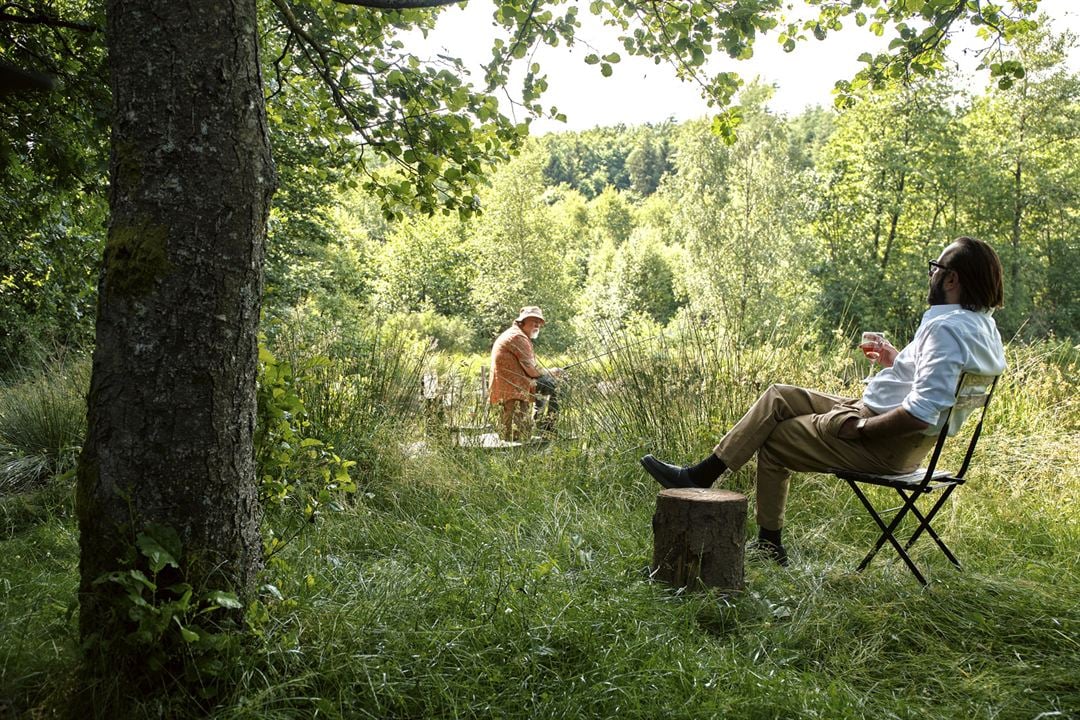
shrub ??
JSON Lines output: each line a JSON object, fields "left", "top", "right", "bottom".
{"left": 383, "top": 308, "right": 478, "bottom": 355}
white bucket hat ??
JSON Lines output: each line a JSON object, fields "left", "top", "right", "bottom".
{"left": 515, "top": 306, "right": 546, "bottom": 323}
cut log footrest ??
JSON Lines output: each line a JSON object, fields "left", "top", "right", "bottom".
{"left": 651, "top": 488, "right": 746, "bottom": 591}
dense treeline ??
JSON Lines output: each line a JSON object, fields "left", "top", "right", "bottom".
{"left": 2, "top": 26, "right": 1078, "bottom": 373}
{"left": 540, "top": 123, "right": 675, "bottom": 197}
{"left": 263, "top": 26, "right": 1078, "bottom": 357}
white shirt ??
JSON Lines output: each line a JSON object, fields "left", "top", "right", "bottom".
{"left": 862, "top": 305, "right": 1006, "bottom": 435}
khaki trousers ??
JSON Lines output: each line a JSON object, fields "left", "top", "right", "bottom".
{"left": 498, "top": 399, "right": 533, "bottom": 441}
{"left": 713, "top": 384, "right": 937, "bottom": 531}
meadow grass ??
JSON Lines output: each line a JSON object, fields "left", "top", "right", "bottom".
{"left": 0, "top": 333, "right": 1076, "bottom": 719}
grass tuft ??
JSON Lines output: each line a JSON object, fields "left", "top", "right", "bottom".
{"left": 0, "top": 353, "right": 87, "bottom": 495}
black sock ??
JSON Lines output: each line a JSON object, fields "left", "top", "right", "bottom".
{"left": 756, "top": 527, "right": 788, "bottom": 565}
{"left": 759, "top": 527, "right": 783, "bottom": 546}
{"left": 686, "top": 453, "right": 727, "bottom": 488}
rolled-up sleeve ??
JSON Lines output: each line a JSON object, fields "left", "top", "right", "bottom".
{"left": 901, "top": 325, "right": 965, "bottom": 426}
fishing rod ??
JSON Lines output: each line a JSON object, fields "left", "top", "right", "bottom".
{"left": 559, "top": 331, "right": 668, "bottom": 371}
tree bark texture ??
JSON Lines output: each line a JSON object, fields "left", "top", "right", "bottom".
{"left": 651, "top": 488, "right": 746, "bottom": 591}
{"left": 76, "top": 0, "right": 275, "bottom": 639}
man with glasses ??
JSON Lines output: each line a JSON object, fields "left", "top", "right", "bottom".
{"left": 640, "top": 237, "right": 1007, "bottom": 564}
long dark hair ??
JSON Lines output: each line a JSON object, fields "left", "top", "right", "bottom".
{"left": 949, "top": 236, "right": 1004, "bottom": 311}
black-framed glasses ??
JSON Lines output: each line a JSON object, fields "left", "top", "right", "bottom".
{"left": 928, "top": 260, "right": 952, "bottom": 277}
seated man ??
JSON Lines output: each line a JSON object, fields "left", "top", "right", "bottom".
{"left": 641, "top": 236, "right": 1007, "bottom": 564}
{"left": 489, "top": 306, "right": 562, "bottom": 441}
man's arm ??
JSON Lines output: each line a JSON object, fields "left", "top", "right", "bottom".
{"left": 509, "top": 334, "right": 544, "bottom": 378}
{"left": 838, "top": 407, "right": 929, "bottom": 440}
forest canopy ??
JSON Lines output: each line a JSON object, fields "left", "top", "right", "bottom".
{"left": 3, "top": 2, "right": 1076, "bottom": 371}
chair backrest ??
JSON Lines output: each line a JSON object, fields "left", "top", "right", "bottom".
{"left": 948, "top": 373, "right": 997, "bottom": 434}
{"left": 919, "top": 372, "right": 1000, "bottom": 486}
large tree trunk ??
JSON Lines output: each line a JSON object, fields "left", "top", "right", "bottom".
{"left": 76, "top": 0, "right": 275, "bottom": 643}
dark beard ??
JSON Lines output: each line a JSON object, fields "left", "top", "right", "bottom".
{"left": 927, "top": 274, "right": 948, "bottom": 305}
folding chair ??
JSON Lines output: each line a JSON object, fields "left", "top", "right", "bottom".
{"left": 831, "top": 372, "right": 1000, "bottom": 585}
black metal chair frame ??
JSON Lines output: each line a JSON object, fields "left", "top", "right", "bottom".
{"left": 832, "top": 373, "right": 1000, "bottom": 585}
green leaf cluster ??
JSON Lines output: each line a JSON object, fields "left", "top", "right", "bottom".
{"left": 0, "top": 0, "right": 108, "bottom": 372}
{"left": 261, "top": 0, "right": 531, "bottom": 222}
{"left": 255, "top": 341, "right": 357, "bottom": 569}
{"left": 3, "top": 0, "right": 1057, "bottom": 372}
{"left": 89, "top": 523, "right": 246, "bottom": 694}
{"left": 795, "top": 0, "right": 1045, "bottom": 107}
{"left": 540, "top": 123, "right": 674, "bottom": 198}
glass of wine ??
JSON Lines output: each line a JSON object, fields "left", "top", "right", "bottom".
{"left": 860, "top": 331, "right": 886, "bottom": 383}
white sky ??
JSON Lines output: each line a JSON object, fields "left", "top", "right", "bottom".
{"left": 411, "top": 0, "right": 1080, "bottom": 133}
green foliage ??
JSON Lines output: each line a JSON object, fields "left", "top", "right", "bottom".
{"left": 955, "top": 26, "right": 1080, "bottom": 339}
{"left": 262, "top": 300, "right": 432, "bottom": 476}
{"left": 0, "top": 470, "right": 76, "bottom": 538}
{"left": 544, "top": 185, "right": 593, "bottom": 287}
{"left": 617, "top": 228, "right": 683, "bottom": 324}
{"left": 625, "top": 131, "right": 671, "bottom": 196}
{"left": 4, "top": 2, "right": 1075, "bottom": 714}
{"left": 576, "top": 228, "right": 683, "bottom": 334}
{"left": 255, "top": 340, "right": 356, "bottom": 564}
{"left": 811, "top": 77, "right": 964, "bottom": 337}
{"left": 370, "top": 211, "right": 473, "bottom": 319}
{"left": 467, "top": 147, "right": 579, "bottom": 349}
{"left": 382, "top": 308, "right": 478, "bottom": 355}
{"left": 588, "top": 185, "right": 635, "bottom": 247}
{"left": 0, "top": 214, "right": 104, "bottom": 373}
{"left": 0, "top": 353, "right": 86, "bottom": 538}
{"left": 540, "top": 124, "right": 673, "bottom": 198}
{"left": 210, "top": 24, "right": 1080, "bottom": 348}
{"left": 0, "top": 518, "right": 79, "bottom": 717}
{"left": 666, "top": 87, "right": 818, "bottom": 342}
{"left": 96, "top": 524, "right": 222, "bottom": 650}
{"left": 805, "top": 0, "right": 1046, "bottom": 106}
{"left": 5, "top": 1, "right": 1074, "bottom": 382}
{"left": 6, "top": 335, "right": 1078, "bottom": 718}
{"left": 784, "top": 105, "right": 836, "bottom": 170}
{"left": 85, "top": 522, "right": 249, "bottom": 706}
{"left": 260, "top": 0, "right": 531, "bottom": 222}
{"left": 0, "top": 2, "right": 108, "bottom": 372}
{"left": 0, "top": 353, "right": 88, "bottom": 494}
{"left": 264, "top": 181, "right": 384, "bottom": 313}
{"left": 593, "top": 0, "right": 782, "bottom": 111}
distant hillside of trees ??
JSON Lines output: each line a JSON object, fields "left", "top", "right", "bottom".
{"left": 3, "top": 28, "right": 1078, "bottom": 371}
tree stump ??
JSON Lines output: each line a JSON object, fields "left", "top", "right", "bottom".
{"left": 651, "top": 488, "right": 746, "bottom": 590}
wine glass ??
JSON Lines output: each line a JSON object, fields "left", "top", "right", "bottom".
{"left": 860, "top": 331, "right": 886, "bottom": 383}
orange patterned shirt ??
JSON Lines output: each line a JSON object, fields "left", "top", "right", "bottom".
{"left": 489, "top": 324, "right": 543, "bottom": 404}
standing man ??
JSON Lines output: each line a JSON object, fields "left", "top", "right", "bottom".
{"left": 641, "top": 237, "right": 1007, "bottom": 564}
{"left": 489, "top": 306, "right": 562, "bottom": 441}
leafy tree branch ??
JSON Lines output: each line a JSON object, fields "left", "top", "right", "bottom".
{"left": 0, "top": 2, "right": 99, "bottom": 32}
{"left": 332, "top": 0, "right": 463, "bottom": 9}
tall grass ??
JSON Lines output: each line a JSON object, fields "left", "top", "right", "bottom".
{"left": 0, "top": 334, "right": 1076, "bottom": 719}
{"left": 264, "top": 310, "right": 433, "bottom": 481}
{"left": 549, "top": 317, "right": 857, "bottom": 484}
{"left": 0, "top": 350, "right": 88, "bottom": 538}
{"left": 0, "top": 353, "right": 87, "bottom": 495}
